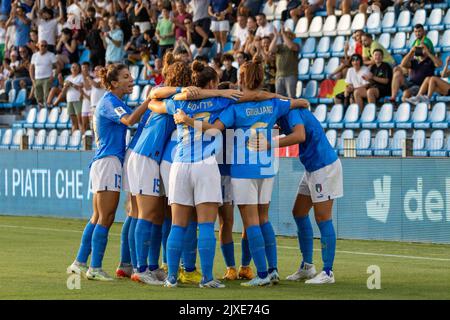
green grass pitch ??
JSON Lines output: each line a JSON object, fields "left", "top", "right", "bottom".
{"left": 0, "top": 215, "right": 449, "bottom": 300}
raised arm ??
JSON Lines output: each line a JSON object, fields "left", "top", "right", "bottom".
{"left": 148, "top": 99, "right": 168, "bottom": 114}
{"left": 121, "top": 96, "right": 152, "bottom": 126}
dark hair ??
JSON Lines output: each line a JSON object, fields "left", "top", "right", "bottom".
{"left": 256, "top": 13, "right": 266, "bottom": 19}
{"left": 87, "top": 6, "right": 96, "bottom": 14}
{"left": 194, "top": 55, "right": 209, "bottom": 63}
{"left": 222, "top": 53, "right": 234, "bottom": 63}
{"left": 237, "top": 51, "right": 251, "bottom": 61}
{"left": 82, "top": 61, "right": 90, "bottom": 67}
{"left": 41, "top": 7, "right": 54, "bottom": 19}
{"left": 61, "top": 28, "right": 73, "bottom": 37}
{"left": 362, "top": 33, "right": 372, "bottom": 39}
{"left": 191, "top": 61, "right": 218, "bottom": 88}
{"left": 218, "top": 82, "right": 232, "bottom": 89}
{"left": 351, "top": 54, "right": 363, "bottom": 65}
{"left": 98, "top": 63, "right": 128, "bottom": 90}
{"left": 240, "top": 55, "right": 264, "bottom": 90}
{"left": 414, "top": 23, "right": 424, "bottom": 30}
{"left": 373, "top": 48, "right": 384, "bottom": 56}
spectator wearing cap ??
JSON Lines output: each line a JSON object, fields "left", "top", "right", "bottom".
{"left": 361, "top": 33, "right": 395, "bottom": 67}
{"left": 30, "top": 40, "right": 57, "bottom": 108}
{"left": 31, "top": 0, "right": 63, "bottom": 53}
{"left": 6, "top": 2, "right": 31, "bottom": 48}
{"left": 101, "top": 16, "right": 125, "bottom": 64}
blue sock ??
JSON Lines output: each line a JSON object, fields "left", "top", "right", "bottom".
{"left": 135, "top": 219, "right": 153, "bottom": 273}
{"left": 198, "top": 222, "right": 216, "bottom": 283}
{"left": 318, "top": 219, "right": 336, "bottom": 275}
{"left": 294, "top": 215, "right": 314, "bottom": 265}
{"left": 260, "top": 221, "right": 277, "bottom": 273}
{"left": 221, "top": 242, "right": 235, "bottom": 267}
{"left": 162, "top": 217, "right": 171, "bottom": 264}
{"left": 119, "top": 216, "right": 132, "bottom": 264}
{"left": 182, "top": 221, "right": 198, "bottom": 272}
{"left": 167, "top": 225, "right": 187, "bottom": 279}
{"left": 241, "top": 238, "right": 252, "bottom": 266}
{"left": 246, "top": 225, "right": 268, "bottom": 279}
{"left": 148, "top": 223, "right": 162, "bottom": 271}
{"left": 128, "top": 218, "right": 138, "bottom": 269}
{"left": 75, "top": 220, "right": 96, "bottom": 263}
{"left": 90, "top": 224, "right": 109, "bottom": 268}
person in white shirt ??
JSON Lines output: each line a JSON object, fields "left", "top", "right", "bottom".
{"left": 31, "top": 0, "right": 64, "bottom": 53}
{"left": 232, "top": 13, "right": 249, "bottom": 52}
{"left": 86, "top": 65, "right": 106, "bottom": 128}
{"left": 30, "top": 40, "right": 57, "bottom": 108}
{"left": 255, "top": 13, "right": 274, "bottom": 39}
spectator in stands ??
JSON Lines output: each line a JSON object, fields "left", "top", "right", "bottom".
{"left": 407, "top": 55, "right": 450, "bottom": 105}
{"left": 233, "top": 13, "right": 249, "bottom": 52}
{"left": 188, "top": 0, "right": 211, "bottom": 44}
{"left": 240, "top": 0, "right": 264, "bottom": 17}
{"left": 335, "top": 53, "right": 371, "bottom": 111}
{"left": 46, "top": 72, "right": 64, "bottom": 108}
{"left": 411, "top": 23, "right": 434, "bottom": 55}
{"left": 330, "top": 29, "right": 363, "bottom": 79}
{"left": 256, "top": 35, "right": 276, "bottom": 92}
{"left": 141, "top": 29, "right": 159, "bottom": 61}
{"left": 133, "top": 0, "right": 152, "bottom": 33}
{"left": 31, "top": 0, "right": 63, "bottom": 53}
{"left": 357, "top": 49, "right": 393, "bottom": 105}
{"left": 208, "top": 0, "right": 231, "bottom": 54}
{"left": 125, "top": 25, "right": 145, "bottom": 64}
{"left": 156, "top": 7, "right": 175, "bottom": 58}
{"left": 194, "top": 54, "right": 209, "bottom": 66}
{"left": 173, "top": 0, "right": 192, "bottom": 40}
{"left": 0, "top": 18, "right": 6, "bottom": 62}
{"left": 283, "top": 1, "right": 326, "bottom": 24}
{"left": 144, "top": 57, "right": 164, "bottom": 86}
{"left": 185, "top": 17, "right": 212, "bottom": 58}
{"left": 327, "top": 0, "right": 368, "bottom": 15}
{"left": 366, "top": 0, "right": 394, "bottom": 13}
{"left": 269, "top": 26, "right": 299, "bottom": 98}
{"left": 27, "top": 29, "right": 38, "bottom": 54}
{"left": 101, "top": 16, "right": 124, "bottom": 64}
{"left": 361, "top": 33, "right": 395, "bottom": 67}
{"left": 5, "top": 45, "right": 31, "bottom": 93}
{"left": 255, "top": 13, "right": 274, "bottom": 40}
{"left": 390, "top": 43, "right": 442, "bottom": 102}
{"left": 220, "top": 53, "right": 238, "bottom": 84}
{"left": 80, "top": 62, "right": 92, "bottom": 134}
{"left": 55, "top": 28, "right": 79, "bottom": 73}
{"left": 247, "top": 15, "right": 258, "bottom": 34}
{"left": 86, "top": 65, "right": 106, "bottom": 127}
{"left": 5, "top": 2, "right": 31, "bottom": 48}
{"left": 85, "top": 12, "right": 106, "bottom": 68}
{"left": 173, "top": 38, "right": 193, "bottom": 62}
{"left": 30, "top": 40, "right": 57, "bottom": 108}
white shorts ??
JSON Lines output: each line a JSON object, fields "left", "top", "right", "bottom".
{"left": 168, "top": 157, "right": 222, "bottom": 206}
{"left": 231, "top": 177, "right": 275, "bottom": 205}
{"left": 297, "top": 159, "right": 344, "bottom": 203}
{"left": 82, "top": 97, "right": 91, "bottom": 117}
{"left": 160, "top": 160, "right": 171, "bottom": 198}
{"left": 90, "top": 156, "right": 122, "bottom": 193}
{"left": 122, "top": 149, "right": 132, "bottom": 193}
{"left": 127, "top": 151, "right": 163, "bottom": 197}
{"left": 211, "top": 20, "right": 230, "bottom": 32}
{"left": 221, "top": 175, "right": 232, "bottom": 204}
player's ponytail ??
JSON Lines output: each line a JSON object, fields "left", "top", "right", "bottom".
{"left": 191, "top": 60, "right": 218, "bottom": 88}
{"left": 99, "top": 63, "right": 128, "bottom": 91}
{"left": 240, "top": 54, "right": 264, "bottom": 90}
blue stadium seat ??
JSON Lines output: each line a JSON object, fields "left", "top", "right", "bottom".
{"left": 44, "top": 129, "right": 58, "bottom": 150}
{"left": 13, "top": 88, "right": 27, "bottom": 107}
{"left": 343, "top": 103, "right": 360, "bottom": 128}
{"left": 0, "top": 89, "right": 16, "bottom": 108}
{"left": 302, "top": 80, "right": 318, "bottom": 103}
{"left": 56, "top": 108, "right": 70, "bottom": 129}
{"left": 430, "top": 103, "right": 448, "bottom": 128}
{"left": 316, "top": 37, "right": 331, "bottom": 58}
{"left": 394, "top": 103, "right": 412, "bottom": 128}
{"left": 312, "top": 104, "right": 327, "bottom": 128}
{"left": 297, "top": 58, "right": 310, "bottom": 80}
{"left": 360, "top": 103, "right": 377, "bottom": 129}
{"left": 300, "top": 38, "right": 317, "bottom": 58}
{"left": 331, "top": 36, "right": 345, "bottom": 57}
{"left": 356, "top": 130, "right": 372, "bottom": 156}
{"left": 411, "top": 103, "right": 430, "bottom": 129}
{"left": 396, "top": 10, "right": 412, "bottom": 32}
{"left": 79, "top": 49, "right": 90, "bottom": 63}
{"left": 67, "top": 130, "right": 82, "bottom": 150}
{"left": 310, "top": 58, "right": 325, "bottom": 80}
{"left": 0, "top": 128, "right": 12, "bottom": 149}
{"left": 377, "top": 103, "right": 395, "bottom": 129}
{"left": 426, "top": 8, "right": 444, "bottom": 31}
{"left": 391, "top": 130, "right": 407, "bottom": 156}
{"left": 32, "top": 129, "right": 46, "bottom": 150}
{"left": 366, "top": 12, "right": 381, "bottom": 34}
{"left": 372, "top": 130, "right": 391, "bottom": 156}
{"left": 412, "top": 130, "right": 427, "bottom": 156}
{"left": 428, "top": 130, "right": 446, "bottom": 157}
{"left": 327, "top": 104, "right": 344, "bottom": 129}
{"left": 33, "top": 108, "right": 49, "bottom": 129}
{"left": 223, "top": 41, "right": 233, "bottom": 52}
{"left": 381, "top": 11, "right": 396, "bottom": 33}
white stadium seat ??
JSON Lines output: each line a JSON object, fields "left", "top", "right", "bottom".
{"left": 0, "top": 129, "right": 12, "bottom": 149}
{"left": 378, "top": 103, "right": 395, "bottom": 128}
{"left": 351, "top": 13, "right": 366, "bottom": 32}
{"left": 411, "top": 9, "right": 426, "bottom": 29}
{"left": 391, "top": 130, "right": 407, "bottom": 156}
{"left": 360, "top": 103, "right": 377, "bottom": 129}
{"left": 283, "top": 18, "right": 295, "bottom": 32}
{"left": 343, "top": 104, "right": 360, "bottom": 128}
{"left": 356, "top": 130, "right": 372, "bottom": 156}
{"left": 326, "top": 129, "right": 337, "bottom": 149}
{"left": 412, "top": 130, "right": 426, "bottom": 156}
{"left": 295, "top": 81, "right": 303, "bottom": 98}
{"left": 34, "top": 108, "right": 49, "bottom": 129}
{"left": 44, "top": 129, "right": 58, "bottom": 150}
{"left": 378, "top": 33, "right": 391, "bottom": 51}
{"left": 297, "top": 58, "right": 310, "bottom": 80}
{"left": 324, "top": 57, "right": 339, "bottom": 76}
{"left": 427, "top": 8, "right": 444, "bottom": 30}
{"left": 391, "top": 32, "right": 407, "bottom": 54}
{"left": 262, "top": 0, "right": 276, "bottom": 21}
{"left": 428, "top": 130, "right": 445, "bottom": 157}
{"left": 337, "top": 14, "right": 352, "bottom": 36}
{"left": 381, "top": 11, "right": 396, "bottom": 33}
{"left": 372, "top": 130, "right": 390, "bottom": 156}
{"left": 338, "top": 129, "right": 354, "bottom": 155}
{"left": 323, "top": 15, "right": 338, "bottom": 36}
{"left": 308, "top": 16, "right": 323, "bottom": 37}
{"left": 32, "top": 129, "right": 47, "bottom": 150}
{"left": 328, "top": 104, "right": 344, "bottom": 129}
{"left": 55, "top": 130, "right": 70, "bottom": 150}
{"left": 394, "top": 102, "right": 412, "bottom": 128}
{"left": 396, "top": 10, "right": 411, "bottom": 32}
{"left": 44, "top": 107, "right": 59, "bottom": 129}
{"left": 316, "top": 36, "right": 331, "bottom": 58}
{"left": 313, "top": 104, "right": 327, "bottom": 128}
{"left": 310, "top": 58, "right": 325, "bottom": 80}
{"left": 294, "top": 17, "right": 309, "bottom": 38}
{"left": 331, "top": 36, "right": 346, "bottom": 57}
{"left": 366, "top": 12, "right": 381, "bottom": 34}
{"left": 274, "top": 0, "right": 287, "bottom": 20}
{"left": 430, "top": 102, "right": 448, "bottom": 128}
{"left": 23, "top": 108, "right": 37, "bottom": 128}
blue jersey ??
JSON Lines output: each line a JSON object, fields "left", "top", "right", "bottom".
{"left": 127, "top": 109, "right": 151, "bottom": 150}
{"left": 165, "top": 97, "right": 235, "bottom": 163}
{"left": 217, "top": 131, "right": 231, "bottom": 176}
{"left": 162, "top": 130, "right": 177, "bottom": 163}
{"left": 278, "top": 108, "right": 338, "bottom": 172}
{"left": 92, "top": 92, "right": 132, "bottom": 165}
{"left": 219, "top": 98, "right": 291, "bottom": 179}
{"left": 132, "top": 112, "right": 176, "bottom": 164}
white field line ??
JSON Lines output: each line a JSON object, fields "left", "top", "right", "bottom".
{"left": 1, "top": 223, "right": 449, "bottom": 262}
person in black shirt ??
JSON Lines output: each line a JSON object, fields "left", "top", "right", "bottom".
{"left": 85, "top": 17, "right": 106, "bottom": 67}
{"left": 362, "top": 48, "right": 393, "bottom": 103}
{"left": 185, "top": 17, "right": 212, "bottom": 58}
{"left": 220, "top": 54, "right": 237, "bottom": 84}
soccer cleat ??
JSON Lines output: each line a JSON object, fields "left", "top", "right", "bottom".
{"left": 151, "top": 268, "right": 167, "bottom": 282}
{"left": 222, "top": 267, "right": 238, "bottom": 280}
{"left": 268, "top": 270, "right": 280, "bottom": 285}
{"left": 240, "top": 275, "right": 271, "bottom": 287}
{"left": 132, "top": 270, "right": 164, "bottom": 285}
{"left": 199, "top": 279, "right": 226, "bottom": 288}
{"left": 164, "top": 275, "right": 178, "bottom": 288}
{"left": 86, "top": 268, "right": 114, "bottom": 281}
{"left": 305, "top": 271, "right": 335, "bottom": 284}
{"left": 238, "top": 265, "right": 255, "bottom": 280}
{"left": 179, "top": 269, "right": 202, "bottom": 284}
{"left": 161, "top": 263, "right": 168, "bottom": 273}
{"left": 115, "top": 263, "right": 133, "bottom": 278}
{"left": 67, "top": 261, "right": 88, "bottom": 275}
{"left": 286, "top": 263, "right": 317, "bottom": 281}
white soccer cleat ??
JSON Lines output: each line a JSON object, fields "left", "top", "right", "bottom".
{"left": 268, "top": 270, "right": 280, "bottom": 285}
{"left": 67, "top": 261, "right": 88, "bottom": 275}
{"left": 286, "top": 263, "right": 317, "bottom": 281}
{"left": 240, "top": 275, "right": 271, "bottom": 287}
{"left": 164, "top": 276, "right": 178, "bottom": 288}
{"left": 151, "top": 268, "right": 167, "bottom": 282}
{"left": 305, "top": 271, "right": 335, "bottom": 284}
{"left": 132, "top": 270, "right": 164, "bottom": 285}
{"left": 199, "top": 279, "right": 226, "bottom": 288}
{"left": 86, "top": 267, "right": 114, "bottom": 281}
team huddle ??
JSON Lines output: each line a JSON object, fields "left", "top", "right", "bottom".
{"left": 66, "top": 51, "right": 343, "bottom": 288}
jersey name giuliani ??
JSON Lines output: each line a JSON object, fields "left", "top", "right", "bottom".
{"left": 187, "top": 101, "right": 214, "bottom": 112}
{"left": 245, "top": 105, "right": 274, "bottom": 117}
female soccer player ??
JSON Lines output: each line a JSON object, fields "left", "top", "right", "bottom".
{"left": 67, "top": 63, "right": 151, "bottom": 281}
{"left": 174, "top": 56, "right": 309, "bottom": 287}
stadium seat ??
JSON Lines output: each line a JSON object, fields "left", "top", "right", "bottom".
{"left": 327, "top": 104, "right": 344, "bottom": 129}
{"left": 32, "top": 129, "right": 46, "bottom": 150}
{"left": 56, "top": 108, "right": 70, "bottom": 129}
{"left": 0, "top": 88, "right": 16, "bottom": 108}
{"left": 377, "top": 33, "right": 391, "bottom": 52}
{"left": 14, "top": 107, "right": 37, "bottom": 129}
{"left": 316, "top": 37, "right": 331, "bottom": 58}
{"left": 426, "top": 8, "right": 444, "bottom": 31}
{"left": 411, "top": 103, "right": 430, "bottom": 129}
{"left": 67, "top": 130, "right": 82, "bottom": 150}
{"left": 310, "top": 58, "right": 325, "bottom": 80}
{"left": 427, "top": 30, "right": 440, "bottom": 52}
{"left": 377, "top": 103, "right": 395, "bottom": 128}
{"left": 55, "top": 130, "right": 70, "bottom": 150}
{"left": 412, "top": 130, "right": 427, "bottom": 156}
{"left": 351, "top": 13, "right": 366, "bottom": 32}
{"left": 366, "top": 12, "right": 381, "bottom": 34}
{"left": 372, "top": 130, "right": 390, "bottom": 156}
{"left": 13, "top": 88, "right": 27, "bottom": 107}
{"left": 300, "top": 37, "right": 317, "bottom": 58}
{"left": 139, "top": 84, "right": 151, "bottom": 103}
{"left": 79, "top": 49, "right": 90, "bottom": 63}
{"left": 295, "top": 81, "right": 303, "bottom": 98}
{"left": 337, "top": 14, "right": 352, "bottom": 36}
{"left": 302, "top": 80, "right": 318, "bottom": 103}
{"left": 44, "top": 107, "right": 60, "bottom": 129}
{"left": 411, "top": 9, "right": 426, "bottom": 30}
{"left": 322, "top": 15, "right": 337, "bottom": 36}
{"left": 9, "top": 129, "right": 24, "bottom": 150}
{"left": 0, "top": 128, "right": 12, "bottom": 149}
{"left": 439, "top": 30, "right": 450, "bottom": 51}
{"left": 381, "top": 11, "right": 396, "bottom": 33}
{"left": 137, "top": 66, "right": 149, "bottom": 85}
{"left": 430, "top": 102, "right": 448, "bottom": 128}
{"left": 26, "top": 128, "right": 35, "bottom": 147}
{"left": 44, "top": 129, "right": 58, "bottom": 150}
{"left": 274, "top": 0, "right": 287, "bottom": 20}
{"left": 129, "top": 65, "right": 140, "bottom": 84}
{"left": 360, "top": 103, "right": 377, "bottom": 129}
{"left": 337, "top": 129, "right": 354, "bottom": 155}
{"left": 297, "top": 58, "right": 310, "bottom": 80}
{"left": 408, "top": 32, "right": 417, "bottom": 49}
{"left": 33, "top": 108, "right": 49, "bottom": 129}
{"left": 394, "top": 102, "right": 411, "bottom": 128}
{"left": 356, "top": 130, "right": 372, "bottom": 156}
{"left": 343, "top": 103, "right": 360, "bottom": 128}
{"left": 284, "top": 19, "right": 295, "bottom": 32}
{"left": 223, "top": 41, "right": 233, "bottom": 52}
{"left": 127, "top": 85, "right": 141, "bottom": 107}
{"left": 313, "top": 104, "right": 327, "bottom": 128}
{"left": 325, "top": 129, "right": 337, "bottom": 149}
{"left": 323, "top": 57, "right": 339, "bottom": 78}
{"left": 396, "top": 10, "right": 412, "bottom": 32}
{"left": 331, "top": 36, "right": 346, "bottom": 57}
{"left": 391, "top": 130, "right": 407, "bottom": 156}
{"left": 262, "top": 0, "right": 276, "bottom": 21}
{"left": 445, "top": 134, "right": 450, "bottom": 157}
{"left": 427, "top": 130, "right": 445, "bottom": 157}
{"left": 294, "top": 17, "right": 309, "bottom": 38}
{"left": 308, "top": 16, "right": 323, "bottom": 37}
{"left": 391, "top": 32, "right": 407, "bottom": 54}
{"left": 444, "top": 8, "right": 450, "bottom": 28}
